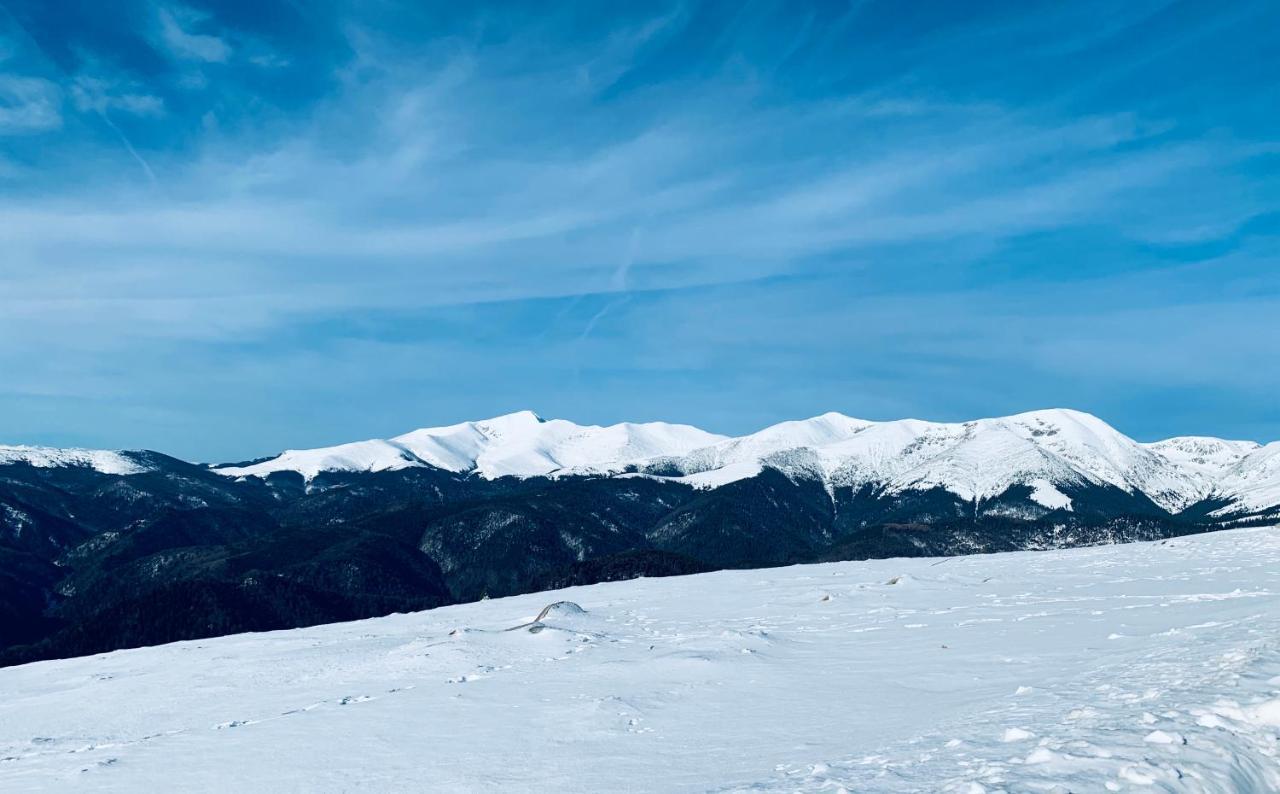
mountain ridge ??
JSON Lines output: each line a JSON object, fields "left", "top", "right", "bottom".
{"left": 4, "top": 407, "right": 1278, "bottom": 521}
{"left": 3, "top": 406, "right": 1278, "bottom": 667}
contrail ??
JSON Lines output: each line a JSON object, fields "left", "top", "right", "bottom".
{"left": 97, "top": 111, "right": 160, "bottom": 187}
{"left": 0, "top": 0, "right": 160, "bottom": 188}
{"left": 579, "top": 226, "right": 643, "bottom": 342}
{"left": 611, "top": 226, "right": 643, "bottom": 291}
{"left": 578, "top": 295, "right": 631, "bottom": 342}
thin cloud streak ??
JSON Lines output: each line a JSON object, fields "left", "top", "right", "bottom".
{"left": 0, "top": 0, "right": 1275, "bottom": 457}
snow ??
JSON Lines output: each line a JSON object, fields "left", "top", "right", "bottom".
{"left": 11, "top": 408, "right": 1278, "bottom": 518}
{"left": 1145, "top": 436, "right": 1261, "bottom": 482}
{"left": 1027, "top": 478, "right": 1073, "bottom": 511}
{"left": 1209, "top": 441, "right": 1280, "bottom": 518}
{"left": 213, "top": 439, "right": 427, "bottom": 481}
{"left": 654, "top": 408, "right": 1209, "bottom": 511}
{"left": 215, "top": 411, "right": 726, "bottom": 481}
{"left": 0, "top": 445, "right": 147, "bottom": 475}
{"left": 3, "top": 526, "right": 1280, "bottom": 792}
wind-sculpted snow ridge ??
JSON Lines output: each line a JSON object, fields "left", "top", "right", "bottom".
{"left": 0, "top": 445, "right": 148, "bottom": 476}
{"left": 3, "top": 527, "right": 1279, "bottom": 792}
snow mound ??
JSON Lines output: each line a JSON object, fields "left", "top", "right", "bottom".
{"left": 533, "top": 601, "right": 587, "bottom": 622}
{"left": 501, "top": 601, "right": 593, "bottom": 634}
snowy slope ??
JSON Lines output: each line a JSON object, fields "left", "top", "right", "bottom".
{"left": 645, "top": 409, "right": 1207, "bottom": 511}
{"left": 1211, "top": 442, "right": 1280, "bottom": 518}
{"left": 9, "top": 408, "right": 1277, "bottom": 517}
{"left": 1141, "top": 437, "right": 1280, "bottom": 519}
{"left": 396, "top": 411, "right": 727, "bottom": 479}
{"left": 215, "top": 411, "right": 726, "bottom": 480}
{"left": 1145, "top": 436, "right": 1261, "bottom": 482}
{"left": 207, "top": 408, "right": 1280, "bottom": 516}
{"left": 3, "top": 527, "right": 1279, "bottom": 792}
{"left": 0, "top": 445, "right": 148, "bottom": 476}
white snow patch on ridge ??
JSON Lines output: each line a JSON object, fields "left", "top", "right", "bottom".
{"left": 1028, "top": 478, "right": 1073, "bottom": 511}
{"left": 3, "top": 526, "right": 1280, "bottom": 792}
{"left": 0, "top": 445, "right": 147, "bottom": 475}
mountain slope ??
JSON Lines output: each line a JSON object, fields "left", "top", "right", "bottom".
{"left": 641, "top": 408, "right": 1239, "bottom": 514}
{"left": 207, "top": 408, "right": 1277, "bottom": 518}
{"left": 3, "top": 527, "right": 1279, "bottom": 792}
{"left": 215, "top": 411, "right": 726, "bottom": 480}
{"left": 1211, "top": 441, "right": 1280, "bottom": 520}
{"left": 2, "top": 408, "right": 1278, "bottom": 666}
{"left": 0, "top": 445, "right": 150, "bottom": 476}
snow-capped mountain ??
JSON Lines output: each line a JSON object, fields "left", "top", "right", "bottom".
{"left": 638, "top": 408, "right": 1205, "bottom": 512}
{"left": 0, "top": 445, "right": 149, "bottom": 476}
{"left": 4, "top": 408, "right": 1278, "bottom": 669}
{"left": 214, "top": 411, "right": 726, "bottom": 481}
{"left": 1210, "top": 441, "right": 1280, "bottom": 518}
{"left": 1145, "top": 435, "right": 1261, "bottom": 482}
{"left": 206, "top": 408, "right": 1278, "bottom": 520}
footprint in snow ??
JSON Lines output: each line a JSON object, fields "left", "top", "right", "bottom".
{"left": 280, "top": 703, "right": 323, "bottom": 716}
{"left": 447, "top": 674, "right": 485, "bottom": 684}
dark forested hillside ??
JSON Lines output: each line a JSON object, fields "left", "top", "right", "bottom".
{"left": 0, "top": 454, "right": 1238, "bottom": 666}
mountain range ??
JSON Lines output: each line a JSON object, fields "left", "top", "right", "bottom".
{"left": 2, "top": 408, "right": 1276, "bottom": 666}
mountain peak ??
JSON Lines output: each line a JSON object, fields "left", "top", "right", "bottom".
{"left": 480, "top": 409, "right": 545, "bottom": 426}
{"left": 162, "top": 409, "right": 1272, "bottom": 519}
{"left": 1001, "top": 407, "right": 1112, "bottom": 430}
{"left": 6, "top": 407, "right": 1279, "bottom": 521}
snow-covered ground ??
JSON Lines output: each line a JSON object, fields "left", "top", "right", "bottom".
{"left": 3, "top": 528, "right": 1280, "bottom": 792}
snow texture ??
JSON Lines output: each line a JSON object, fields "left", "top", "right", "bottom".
{"left": 2, "top": 526, "right": 1280, "bottom": 792}
{"left": 1027, "top": 478, "right": 1073, "bottom": 511}
{"left": 0, "top": 445, "right": 147, "bottom": 475}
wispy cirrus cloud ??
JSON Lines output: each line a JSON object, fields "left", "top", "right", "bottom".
{"left": 68, "top": 75, "right": 164, "bottom": 116}
{"left": 0, "top": 74, "right": 60, "bottom": 133}
{"left": 156, "top": 5, "right": 231, "bottom": 63}
{"left": 0, "top": 0, "right": 1276, "bottom": 458}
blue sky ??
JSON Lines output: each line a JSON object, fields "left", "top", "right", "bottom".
{"left": 1, "top": 0, "right": 1277, "bottom": 461}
